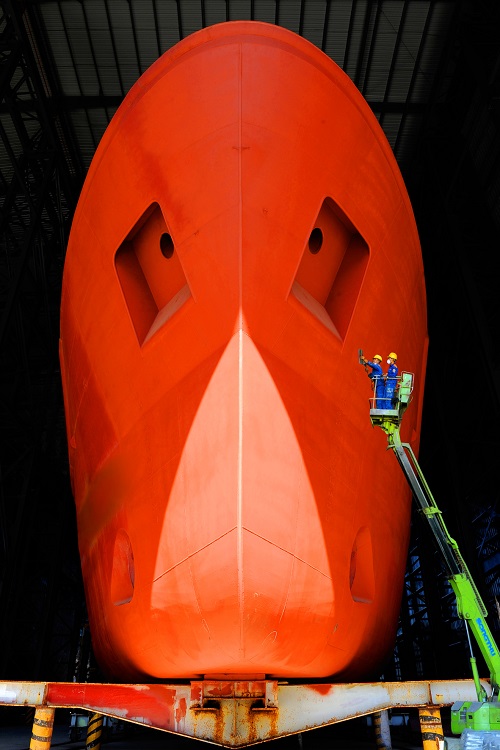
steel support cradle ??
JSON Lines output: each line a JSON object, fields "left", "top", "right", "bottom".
{"left": 0, "top": 678, "right": 491, "bottom": 747}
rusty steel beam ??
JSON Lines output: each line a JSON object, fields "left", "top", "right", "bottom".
{"left": 0, "top": 678, "right": 491, "bottom": 747}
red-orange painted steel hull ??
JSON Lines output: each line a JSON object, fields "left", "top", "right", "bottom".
{"left": 60, "top": 22, "right": 428, "bottom": 681}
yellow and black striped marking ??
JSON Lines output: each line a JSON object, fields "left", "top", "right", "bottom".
{"left": 30, "top": 707, "right": 55, "bottom": 750}
{"left": 86, "top": 712, "right": 104, "bottom": 750}
{"left": 419, "top": 707, "right": 444, "bottom": 750}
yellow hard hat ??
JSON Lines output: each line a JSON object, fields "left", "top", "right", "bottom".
{"left": 373, "top": 354, "right": 382, "bottom": 362}
{"left": 388, "top": 352, "right": 397, "bottom": 360}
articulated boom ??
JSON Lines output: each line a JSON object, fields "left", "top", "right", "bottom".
{"left": 368, "top": 375, "right": 500, "bottom": 743}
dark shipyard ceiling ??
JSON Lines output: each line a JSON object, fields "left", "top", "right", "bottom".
{"left": 0, "top": 0, "right": 499, "bottom": 685}
{"left": 1, "top": 1, "right": 461, "bottom": 193}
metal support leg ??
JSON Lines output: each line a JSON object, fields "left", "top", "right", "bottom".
{"left": 29, "top": 707, "right": 55, "bottom": 749}
{"left": 374, "top": 710, "right": 392, "bottom": 750}
{"left": 419, "top": 707, "right": 444, "bottom": 750}
{"left": 86, "top": 712, "right": 103, "bottom": 749}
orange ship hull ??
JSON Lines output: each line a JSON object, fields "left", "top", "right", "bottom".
{"left": 60, "top": 21, "right": 428, "bottom": 681}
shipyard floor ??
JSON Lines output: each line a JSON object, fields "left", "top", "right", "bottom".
{"left": 0, "top": 712, "right": 462, "bottom": 750}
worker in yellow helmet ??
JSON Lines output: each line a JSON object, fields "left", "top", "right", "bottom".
{"left": 384, "top": 352, "right": 398, "bottom": 408}
{"left": 360, "top": 353, "right": 385, "bottom": 407}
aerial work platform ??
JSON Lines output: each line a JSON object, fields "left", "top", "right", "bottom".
{"left": 366, "top": 370, "right": 500, "bottom": 749}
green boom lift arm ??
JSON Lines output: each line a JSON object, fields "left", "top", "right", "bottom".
{"left": 366, "top": 372, "right": 500, "bottom": 742}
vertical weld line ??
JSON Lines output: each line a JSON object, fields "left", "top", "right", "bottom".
{"left": 238, "top": 41, "right": 243, "bottom": 331}
{"left": 238, "top": 330, "right": 244, "bottom": 657}
{"left": 237, "top": 42, "right": 244, "bottom": 657}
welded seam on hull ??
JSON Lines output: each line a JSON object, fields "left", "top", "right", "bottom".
{"left": 238, "top": 333, "right": 244, "bottom": 658}
{"left": 237, "top": 42, "right": 245, "bottom": 659}
{"left": 152, "top": 526, "right": 238, "bottom": 581}
{"left": 151, "top": 523, "right": 333, "bottom": 582}
{"left": 244, "top": 527, "right": 333, "bottom": 580}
